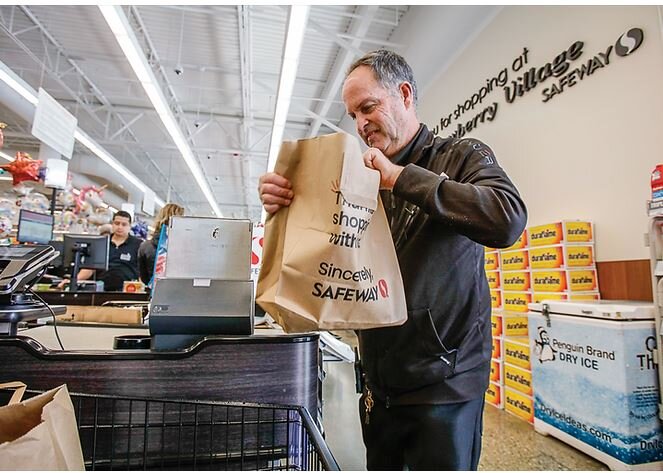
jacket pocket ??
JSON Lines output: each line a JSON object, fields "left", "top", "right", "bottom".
{"left": 377, "top": 308, "right": 458, "bottom": 394}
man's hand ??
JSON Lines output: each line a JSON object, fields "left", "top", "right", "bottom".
{"left": 258, "top": 172, "right": 294, "bottom": 214}
{"left": 363, "top": 148, "right": 404, "bottom": 190}
{"left": 57, "top": 278, "right": 70, "bottom": 290}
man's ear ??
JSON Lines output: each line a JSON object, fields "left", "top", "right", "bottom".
{"left": 399, "top": 81, "right": 414, "bottom": 109}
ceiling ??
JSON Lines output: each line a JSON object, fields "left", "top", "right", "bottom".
{"left": 0, "top": 5, "right": 410, "bottom": 221}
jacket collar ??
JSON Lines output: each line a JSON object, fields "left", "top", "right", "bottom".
{"left": 391, "top": 124, "right": 446, "bottom": 167}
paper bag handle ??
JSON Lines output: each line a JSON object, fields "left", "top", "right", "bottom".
{"left": 339, "top": 141, "right": 381, "bottom": 211}
{"left": 0, "top": 381, "right": 27, "bottom": 405}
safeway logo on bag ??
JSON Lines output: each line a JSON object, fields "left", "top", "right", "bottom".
{"left": 311, "top": 261, "right": 390, "bottom": 302}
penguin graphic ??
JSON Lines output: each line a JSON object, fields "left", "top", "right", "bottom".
{"left": 534, "top": 327, "right": 557, "bottom": 363}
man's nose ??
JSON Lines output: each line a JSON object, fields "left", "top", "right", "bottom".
{"left": 357, "top": 115, "right": 368, "bottom": 134}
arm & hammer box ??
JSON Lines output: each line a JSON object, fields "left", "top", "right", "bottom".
{"left": 528, "top": 220, "right": 593, "bottom": 247}
{"left": 529, "top": 244, "right": 595, "bottom": 270}
{"left": 531, "top": 269, "right": 599, "bottom": 293}
{"left": 485, "top": 381, "right": 504, "bottom": 409}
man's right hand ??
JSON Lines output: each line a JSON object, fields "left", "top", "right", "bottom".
{"left": 258, "top": 172, "right": 294, "bottom": 214}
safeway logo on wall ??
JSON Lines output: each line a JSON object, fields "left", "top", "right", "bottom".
{"left": 615, "top": 28, "right": 644, "bottom": 57}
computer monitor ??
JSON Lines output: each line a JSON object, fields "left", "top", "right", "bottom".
{"left": 17, "top": 209, "right": 54, "bottom": 245}
{"left": 63, "top": 234, "right": 109, "bottom": 291}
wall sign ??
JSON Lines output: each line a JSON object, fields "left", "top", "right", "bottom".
{"left": 431, "top": 27, "right": 644, "bottom": 139}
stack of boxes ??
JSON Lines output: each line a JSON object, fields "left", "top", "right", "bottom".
{"left": 484, "top": 220, "right": 599, "bottom": 423}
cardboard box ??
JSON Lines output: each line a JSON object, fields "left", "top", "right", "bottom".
{"left": 485, "top": 251, "right": 499, "bottom": 271}
{"left": 500, "top": 249, "right": 529, "bottom": 271}
{"left": 504, "top": 229, "right": 528, "bottom": 251}
{"left": 491, "top": 312, "right": 503, "bottom": 337}
{"left": 502, "top": 270, "right": 531, "bottom": 292}
{"left": 503, "top": 313, "right": 529, "bottom": 337}
{"left": 504, "top": 362, "right": 533, "bottom": 396}
{"left": 531, "top": 292, "right": 601, "bottom": 303}
{"left": 529, "top": 244, "right": 595, "bottom": 270}
{"left": 503, "top": 291, "right": 532, "bottom": 313}
{"left": 485, "top": 270, "right": 501, "bottom": 290}
{"left": 485, "top": 381, "right": 504, "bottom": 409}
{"left": 490, "top": 359, "right": 503, "bottom": 384}
{"left": 531, "top": 269, "right": 599, "bottom": 293}
{"left": 504, "top": 336, "right": 531, "bottom": 369}
{"left": 504, "top": 386, "right": 534, "bottom": 424}
{"left": 490, "top": 289, "right": 502, "bottom": 310}
{"left": 492, "top": 336, "right": 503, "bottom": 361}
{"left": 528, "top": 220, "right": 593, "bottom": 247}
{"left": 61, "top": 306, "right": 143, "bottom": 324}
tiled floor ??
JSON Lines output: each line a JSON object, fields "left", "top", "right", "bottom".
{"left": 321, "top": 361, "right": 608, "bottom": 471}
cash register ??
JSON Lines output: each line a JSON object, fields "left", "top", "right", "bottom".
{"left": 0, "top": 244, "right": 66, "bottom": 336}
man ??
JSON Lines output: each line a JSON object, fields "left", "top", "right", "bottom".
{"left": 64, "top": 210, "right": 141, "bottom": 291}
{"left": 259, "top": 50, "right": 527, "bottom": 470}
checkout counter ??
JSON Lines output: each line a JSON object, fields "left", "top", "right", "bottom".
{"left": 0, "top": 218, "right": 323, "bottom": 419}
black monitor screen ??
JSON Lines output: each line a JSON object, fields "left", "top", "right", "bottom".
{"left": 63, "top": 234, "right": 110, "bottom": 271}
{"left": 17, "top": 209, "right": 54, "bottom": 245}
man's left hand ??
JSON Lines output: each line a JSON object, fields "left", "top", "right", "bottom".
{"left": 362, "top": 148, "right": 404, "bottom": 190}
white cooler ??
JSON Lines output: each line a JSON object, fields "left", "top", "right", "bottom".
{"left": 528, "top": 300, "right": 663, "bottom": 470}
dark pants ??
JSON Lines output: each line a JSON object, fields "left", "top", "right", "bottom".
{"left": 359, "top": 395, "right": 484, "bottom": 470}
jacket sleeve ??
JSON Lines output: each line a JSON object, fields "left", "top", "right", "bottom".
{"left": 392, "top": 138, "right": 527, "bottom": 248}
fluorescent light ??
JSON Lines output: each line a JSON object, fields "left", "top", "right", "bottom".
{"left": 0, "top": 68, "right": 38, "bottom": 105}
{"left": 262, "top": 6, "right": 309, "bottom": 222}
{"left": 266, "top": 5, "right": 310, "bottom": 173}
{"left": 0, "top": 176, "right": 12, "bottom": 181}
{"left": 99, "top": 5, "right": 222, "bottom": 218}
{"left": 0, "top": 151, "right": 14, "bottom": 162}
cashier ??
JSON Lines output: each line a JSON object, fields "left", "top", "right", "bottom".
{"left": 61, "top": 211, "right": 141, "bottom": 291}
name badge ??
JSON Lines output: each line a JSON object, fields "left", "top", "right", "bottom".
{"left": 120, "top": 253, "right": 132, "bottom": 262}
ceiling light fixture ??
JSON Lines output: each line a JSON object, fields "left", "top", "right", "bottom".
{"left": 0, "top": 60, "right": 165, "bottom": 209}
{"left": 99, "top": 5, "right": 221, "bottom": 217}
{"left": 262, "top": 5, "right": 309, "bottom": 221}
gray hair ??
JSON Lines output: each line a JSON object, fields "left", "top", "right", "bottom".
{"left": 347, "top": 49, "right": 418, "bottom": 106}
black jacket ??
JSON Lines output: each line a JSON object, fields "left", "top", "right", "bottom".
{"left": 137, "top": 238, "right": 157, "bottom": 285}
{"left": 358, "top": 124, "right": 527, "bottom": 405}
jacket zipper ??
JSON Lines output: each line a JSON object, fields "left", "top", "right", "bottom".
{"left": 364, "top": 388, "right": 374, "bottom": 425}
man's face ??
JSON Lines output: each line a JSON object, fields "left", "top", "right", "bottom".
{"left": 112, "top": 216, "right": 131, "bottom": 238}
{"left": 342, "top": 65, "right": 410, "bottom": 158}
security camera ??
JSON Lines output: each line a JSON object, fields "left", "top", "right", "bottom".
{"left": 194, "top": 121, "right": 201, "bottom": 128}
{"left": 174, "top": 66, "right": 183, "bottom": 76}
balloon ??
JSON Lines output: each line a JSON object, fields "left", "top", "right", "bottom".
{"left": 0, "top": 152, "right": 42, "bottom": 186}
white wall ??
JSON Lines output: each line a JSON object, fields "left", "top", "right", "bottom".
{"left": 418, "top": 5, "right": 663, "bottom": 261}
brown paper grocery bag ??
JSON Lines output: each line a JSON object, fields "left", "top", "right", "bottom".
{"left": 0, "top": 382, "right": 85, "bottom": 470}
{"left": 257, "top": 132, "right": 407, "bottom": 332}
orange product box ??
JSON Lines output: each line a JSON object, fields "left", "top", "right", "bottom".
{"left": 528, "top": 220, "right": 593, "bottom": 247}
{"left": 490, "top": 289, "right": 502, "bottom": 310}
{"left": 490, "top": 359, "right": 503, "bottom": 384}
{"left": 504, "top": 336, "right": 530, "bottom": 370}
{"left": 491, "top": 312, "right": 503, "bottom": 337}
{"left": 531, "top": 292, "right": 601, "bottom": 303}
{"left": 492, "top": 336, "right": 503, "bottom": 361}
{"left": 500, "top": 249, "right": 529, "bottom": 271}
{"left": 485, "top": 251, "right": 499, "bottom": 271}
{"left": 503, "top": 291, "right": 532, "bottom": 313}
{"left": 485, "top": 270, "right": 501, "bottom": 290}
{"left": 504, "top": 362, "right": 533, "bottom": 396}
{"left": 504, "top": 387, "right": 534, "bottom": 424}
{"left": 531, "top": 269, "right": 598, "bottom": 293}
{"left": 501, "top": 270, "right": 531, "bottom": 292}
{"left": 503, "top": 313, "right": 529, "bottom": 337}
{"left": 485, "top": 381, "right": 504, "bottom": 409}
{"left": 503, "top": 229, "right": 528, "bottom": 251}
{"left": 529, "top": 244, "right": 595, "bottom": 270}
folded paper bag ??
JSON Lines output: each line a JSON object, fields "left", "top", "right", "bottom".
{"left": 257, "top": 132, "right": 407, "bottom": 332}
{"left": 0, "top": 382, "right": 85, "bottom": 470}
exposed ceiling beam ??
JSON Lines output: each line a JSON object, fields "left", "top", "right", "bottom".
{"left": 237, "top": 4, "right": 253, "bottom": 213}
{"left": 307, "top": 5, "right": 379, "bottom": 137}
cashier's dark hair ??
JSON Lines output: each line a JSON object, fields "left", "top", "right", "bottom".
{"left": 113, "top": 210, "right": 132, "bottom": 223}
{"left": 347, "top": 49, "right": 418, "bottom": 106}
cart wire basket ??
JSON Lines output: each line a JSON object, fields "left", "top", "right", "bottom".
{"left": 8, "top": 389, "right": 340, "bottom": 471}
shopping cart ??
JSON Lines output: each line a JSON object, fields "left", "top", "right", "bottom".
{"left": 4, "top": 390, "right": 340, "bottom": 471}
